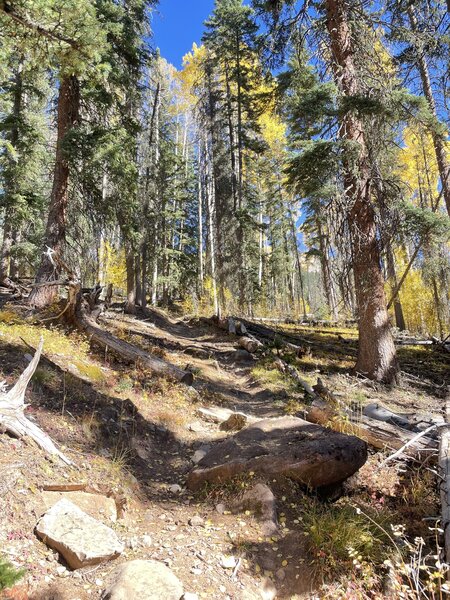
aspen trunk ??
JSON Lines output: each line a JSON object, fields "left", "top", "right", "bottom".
{"left": 29, "top": 75, "right": 80, "bottom": 308}
{"left": 407, "top": 6, "right": 450, "bottom": 217}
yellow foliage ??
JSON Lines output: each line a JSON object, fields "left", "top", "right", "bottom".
{"left": 398, "top": 125, "right": 440, "bottom": 203}
{"left": 99, "top": 240, "right": 126, "bottom": 292}
{"left": 391, "top": 249, "right": 442, "bottom": 335}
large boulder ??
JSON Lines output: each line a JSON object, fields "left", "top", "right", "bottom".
{"left": 101, "top": 560, "right": 184, "bottom": 600}
{"left": 35, "top": 499, "right": 123, "bottom": 569}
{"left": 186, "top": 416, "right": 367, "bottom": 491}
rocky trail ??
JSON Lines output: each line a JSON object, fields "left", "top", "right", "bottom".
{"left": 0, "top": 302, "right": 448, "bottom": 600}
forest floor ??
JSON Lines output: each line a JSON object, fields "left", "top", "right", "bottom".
{"left": 0, "top": 296, "right": 448, "bottom": 599}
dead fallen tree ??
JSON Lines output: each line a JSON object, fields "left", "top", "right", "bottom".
{"left": 304, "top": 381, "right": 438, "bottom": 459}
{"left": 0, "top": 337, "right": 72, "bottom": 464}
{"left": 238, "top": 336, "right": 264, "bottom": 353}
{"left": 67, "top": 284, "right": 194, "bottom": 385}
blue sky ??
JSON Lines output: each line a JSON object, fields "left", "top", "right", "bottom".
{"left": 151, "top": 0, "right": 216, "bottom": 69}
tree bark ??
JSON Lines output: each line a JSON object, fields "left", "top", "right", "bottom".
{"left": 325, "top": 0, "right": 399, "bottom": 383}
{"left": 28, "top": 75, "right": 80, "bottom": 308}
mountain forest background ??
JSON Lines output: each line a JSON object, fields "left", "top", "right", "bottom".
{"left": 0, "top": 0, "right": 449, "bottom": 385}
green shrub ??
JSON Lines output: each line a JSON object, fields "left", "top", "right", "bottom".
{"left": 0, "top": 556, "right": 25, "bottom": 591}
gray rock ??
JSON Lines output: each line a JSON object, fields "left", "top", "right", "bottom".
{"left": 187, "top": 416, "right": 367, "bottom": 491}
{"left": 233, "top": 483, "right": 278, "bottom": 534}
{"left": 36, "top": 499, "right": 123, "bottom": 570}
{"left": 192, "top": 446, "right": 210, "bottom": 464}
{"left": 233, "top": 349, "right": 254, "bottom": 363}
{"left": 168, "top": 484, "right": 182, "bottom": 494}
{"left": 215, "top": 503, "right": 226, "bottom": 514}
{"left": 101, "top": 560, "right": 183, "bottom": 600}
{"left": 188, "top": 515, "right": 204, "bottom": 527}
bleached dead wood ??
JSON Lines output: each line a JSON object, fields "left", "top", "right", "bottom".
{"left": 306, "top": 397, "right": 437, "bottom": 458}
{"left": 439, "top": 397, "right": 450, "bottom": 574}
{"left": 0, "top": 337, "right": 72, "bottom": 464}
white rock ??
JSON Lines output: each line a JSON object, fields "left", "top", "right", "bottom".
{"left": 35, "top": 499, "right": 123, "bottom": 570}
{"left": 102, "top": 560, "right": 183, "bottom": 600}
{"left": 168, "top": 484, "right": 182, "bottom": 494}
{"left": 220, "top": 555, "right": 237, "bottom": 569}
{"left": 182, "top": 594, "right": 199, "bottom": 600}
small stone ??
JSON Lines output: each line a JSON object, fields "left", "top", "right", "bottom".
{"left": 182, "top": 594, "right": 199, "bottom": 600}
{"left": 191, "top": 567, "right": 202, "bottom": 576}
{"left": 141, "top": 535, "right": 152, "bottom": 547}
{"left": 275, "top": 568, "right": 286, "bottom": 581}
{"left": 169, "top": 484, "right": 182, "bottom": 494}
{"left": 188, "top": 516, "right": 204, "bottom": 527}
{"left": 215, "top": 503, "right": 226, "bottom": 514}
{"left": 220, "top": 555, "right": 237, "bottom": 569}
{"left": 192, "top": 447, "right": 210, "bottom": 464}
{"left": 219, "top": 586, "right": 226, "bottom": 593}
{"left": 56, "top": 566, "right": 67, "bottom": 577}
{"left": 126, "top": 537, "right": 139, "bottom": 550}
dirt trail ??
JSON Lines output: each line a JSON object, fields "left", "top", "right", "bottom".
{"left": 103, "top": 307, "right": 283, "bottom": 420}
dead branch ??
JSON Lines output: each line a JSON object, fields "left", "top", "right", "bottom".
{"left": 0, "top": 337, "right": 72, "bottom": 464}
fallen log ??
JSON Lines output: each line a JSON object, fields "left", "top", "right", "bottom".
{"left": 0, "top": 337, "right": 72, "bottom": 464}
{"left": 306, "top": 397, "right": 437, "bottom": 458}
{"left": 275, "top": 359, "right": 315, "bottom": 396}
{"left": 68, "top": 284, "right": 193, "bottom": 385}
{"left": 238, "top": 336, "right": 264, "bottom": 354}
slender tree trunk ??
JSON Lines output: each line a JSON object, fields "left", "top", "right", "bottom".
{"left": 206, "top": 138, "right": 219, "bottom": 317}
{"left": 125, "top": 249, "right": 136, "bottom": 313}
{"left": 198, "top": 141, "right": 204, "bottom": 291}
{"left": 0, "top": 222, "right": 14, "bottom": 285}
{"left": 0, "top": 62, "right": 23, "bottom": 285}
{"left": 407, "top": 6, "right": 450, "bottom": 217}
{"left": 288, "top": 210, "right": 307, "bottom": 320}
{"left": 325, "top": 0, "right": 399, "bottom": 383}
{"left": 9, "top": 229, "right": 20, "bottom": 279}
{"left": 317, "top": 217, "right": 338, "bottom": 321}
{"left": 141, "top": 245, "right": 148, "bottom": 308}
{"left": 29, "top": 75, "right": 80, "bottom": 308}
{"left": 385, "top": 244, "right": 406, "bottom": 331}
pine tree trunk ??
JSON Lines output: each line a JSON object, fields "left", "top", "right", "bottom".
{"left": 28, "top": 75, "right": 80, "bottom": 308}
{"left": 325, "top": 0, "right": 399, "bottom": 383}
